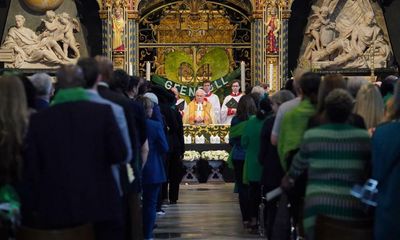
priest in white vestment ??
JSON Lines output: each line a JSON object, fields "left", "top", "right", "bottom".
{"left": 220, "top": 80, "right": 243, "bottom": 124}
{"left": 183, "top": 89, "right": 216, "bottom": 125}
{"left": 202, "top": 80, "right": 221, "bottom": 123}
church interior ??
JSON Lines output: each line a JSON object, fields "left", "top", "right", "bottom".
{"left": 0, "top": 0, "right": 400, "bottom": 239}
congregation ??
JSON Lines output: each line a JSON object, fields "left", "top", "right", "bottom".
{"left": 0, "top": 57, "right": 400, "bottom": 240}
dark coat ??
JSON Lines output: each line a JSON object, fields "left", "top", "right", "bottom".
{"left": 98, "top": 84, "right": 138, "bottom": 151}
{"left": 98, "top": 85, "right": 141, "bottom": 192}
{"left": 33, "top": 98, "right": 49, "bottom": 111}
{"left": 142, "top": 119, "right": 169, "bottom": 184}
{"left": 259, "top": 116, "right": 284, "bottom": 191}
{"left": 21, "top": 101, "right": 126, "bottom": 228}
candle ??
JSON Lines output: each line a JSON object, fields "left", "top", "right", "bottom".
{"left": 240, "top": 61, "right": 245, "bottom": 92}
{"left": 269, "top": 63, "right": 273, "bottom": 87}
{"left": 146, "top": 61, "right": 151, "bottom": 81}
{"left": 128, "top": 63, "right": 133, "bottom": 76}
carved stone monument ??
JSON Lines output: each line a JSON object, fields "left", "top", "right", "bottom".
{"left": 0, "top": 0, "right": 88, "bottom": 70}
{"left": 298, "top": 0, "right": 393, "bottom": 71}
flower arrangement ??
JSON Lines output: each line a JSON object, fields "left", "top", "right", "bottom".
{"left": 183, "top": 150, "right": 201, "bottom": 161}
{"left": 201, "top": 150, "right": 229, "bottom": 161}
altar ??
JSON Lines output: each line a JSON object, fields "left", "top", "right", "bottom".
{"left": 182, "top": 124, "right": 234, "bottom": 183}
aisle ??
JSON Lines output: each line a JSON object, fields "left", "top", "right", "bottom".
{"left": 154, "top": 183, "right": 260, "bottom": 239}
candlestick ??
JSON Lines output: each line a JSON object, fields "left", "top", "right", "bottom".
{"left": 146, "top": 61, "right": 151, "bottom": 81}
{"left": 269, "top": 63, "right": 274, "bottom": 87}
{"left": 240, "top": 61, "right": 245, "bottom": 92}
{"left": 128, "top": 63, "right": 133, "bottom": 76}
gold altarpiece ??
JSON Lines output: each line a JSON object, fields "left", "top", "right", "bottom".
{"left": 98, "top": 0, "right": 294, "bottom": 91}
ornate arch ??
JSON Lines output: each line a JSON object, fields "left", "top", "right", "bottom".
{"left": 136, "top": 0, "right": 253, "bottom": 85}
{"left": 136, "top": 0, "right": 254, "bottom": 15}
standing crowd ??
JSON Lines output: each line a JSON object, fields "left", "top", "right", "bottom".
{"left": 229, "top": 69, "right": 400, "bottom": 240}
{"left": 0, "top": 57, "right": 185, "bottom": 240}
{"left": 1, "top": 58, "right": 400, "bottom": 240}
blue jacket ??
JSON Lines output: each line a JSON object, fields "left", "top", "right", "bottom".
{"left": 230, "top": 116, "right": 246, "bottom": 160}
{"left": 142, "top": 119, "right": 169, "bottom": 184}
{"left": 373, "top": 121, "right": 400, "bottom": 240}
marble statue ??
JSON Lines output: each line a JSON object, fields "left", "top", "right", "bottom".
{"left": 41, "top": 11, "right": 80, "bottom": 58}
{"left": 300, "top": 0, "right": 392, "bottom": 69}
{"left": 1, "top": 15, "right": 71, "bottom": 68}
{"left": 58, "top": 12, "right": 80, "bottom": 58}
{"left": 305, "top": 6, "right": 335, "bottom": 51}
{"left": 315, "top": 12, "right": 390, "bottom": 68}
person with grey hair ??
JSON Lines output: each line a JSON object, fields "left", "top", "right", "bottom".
{"left": 259, "top": 90, "right": 294, "bottom": 238}
{"left": 29, "top": 73, "right": 53, "bottom": 111}
{"left": 282, "top": 89, "right": 371, "bottom": 240}
{"left": 270, "top": 68, "right": 308, "bottom": 146}
{"left": 183, "top": 88, "right": 216, "bottom": 124}
{"left": 251, "top": 85, "right": 266, "bottom": 99}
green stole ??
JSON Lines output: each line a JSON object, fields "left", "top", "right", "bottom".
{"left": 278, "top": 98, "right": 316, "bottom": 171}
{"left": 51, "top": 87, "right": 89, "bottom": 106}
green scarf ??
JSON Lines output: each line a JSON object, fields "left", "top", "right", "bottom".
{"left": 51, "top": 87, "right": 89, "bottom": 106}
{"left": 0, "top": 185, "right": 20, "bottom": 219}
{"left": 278, "top": 98, "right": 316, "bottom": 171}
{"left": 227, "top": 120, "right": 248, "bottom": 169}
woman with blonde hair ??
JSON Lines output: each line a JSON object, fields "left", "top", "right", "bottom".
{"left": 0, "top": 76, "right": 29, "bottom": 219}
{"left": 353, "top": 83, "right": 384, "bottom": 132}
{"left": 309, "top": 74, "right": 365, "bottom": 129}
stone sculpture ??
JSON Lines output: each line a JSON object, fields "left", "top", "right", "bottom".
{"left": 1, "top": 12, "right": 80, "bottom": 69}
{"left": 300, "top": 0, "right": 392, "bottom": 69}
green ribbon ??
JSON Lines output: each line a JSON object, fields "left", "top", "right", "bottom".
{"left": 151, "top": 68, "right": 241, "bottom": 97}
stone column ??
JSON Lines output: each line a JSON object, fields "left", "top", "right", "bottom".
{"left": 99, "top": 9, "right": 112, "bottom": 59}
{"left": 127, "top": 10, "right": 139, "bottom": 75}
{"left": 280, "top": 9, "right": 291, "bottom": 86}
{"left": 252, "top": 10, "right": 264, "bottom": 85}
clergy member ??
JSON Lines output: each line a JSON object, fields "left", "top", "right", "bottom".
{"left": 220, "top": 80, "right": 243, "bottom": 124}
{"left": 171, "top": 87, "right": 187, "bottom": 117}
{"left": 202, "top": 80, "right": 221, "bottom": 123}
{"left": 183, "top": 89, "right": 216, "bottom": 125}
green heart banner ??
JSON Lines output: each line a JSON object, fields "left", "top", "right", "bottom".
{"left": 151, "top": 67, "right": 241, "bottom": 97}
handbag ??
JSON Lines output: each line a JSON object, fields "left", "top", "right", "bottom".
{"left": 270, "top": 192, "right": 291, "bottom": 240}
{"left": 351, "top": 148, "right": 400, "bottom": 207}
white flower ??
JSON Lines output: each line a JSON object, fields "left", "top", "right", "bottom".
{"left": 201, "top": 150, "right": 229, "bottom": 161}
{"left": 183, "top": 150, "right": 200, "bottom": 161}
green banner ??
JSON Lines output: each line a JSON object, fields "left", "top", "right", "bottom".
{"left": 151, "top": 68, "right": 241, "bottom": 97}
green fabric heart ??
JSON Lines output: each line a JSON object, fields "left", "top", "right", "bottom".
{"left": 165, "top": 48, "right": 230, "bottom": 82}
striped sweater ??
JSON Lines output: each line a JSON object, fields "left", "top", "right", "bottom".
{"left": 288, "top": 124, "right": 371, "bottom": 239}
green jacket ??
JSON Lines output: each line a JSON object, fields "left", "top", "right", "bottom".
{"left": 241, "top": 115, "right": 266, "bottom": 183}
